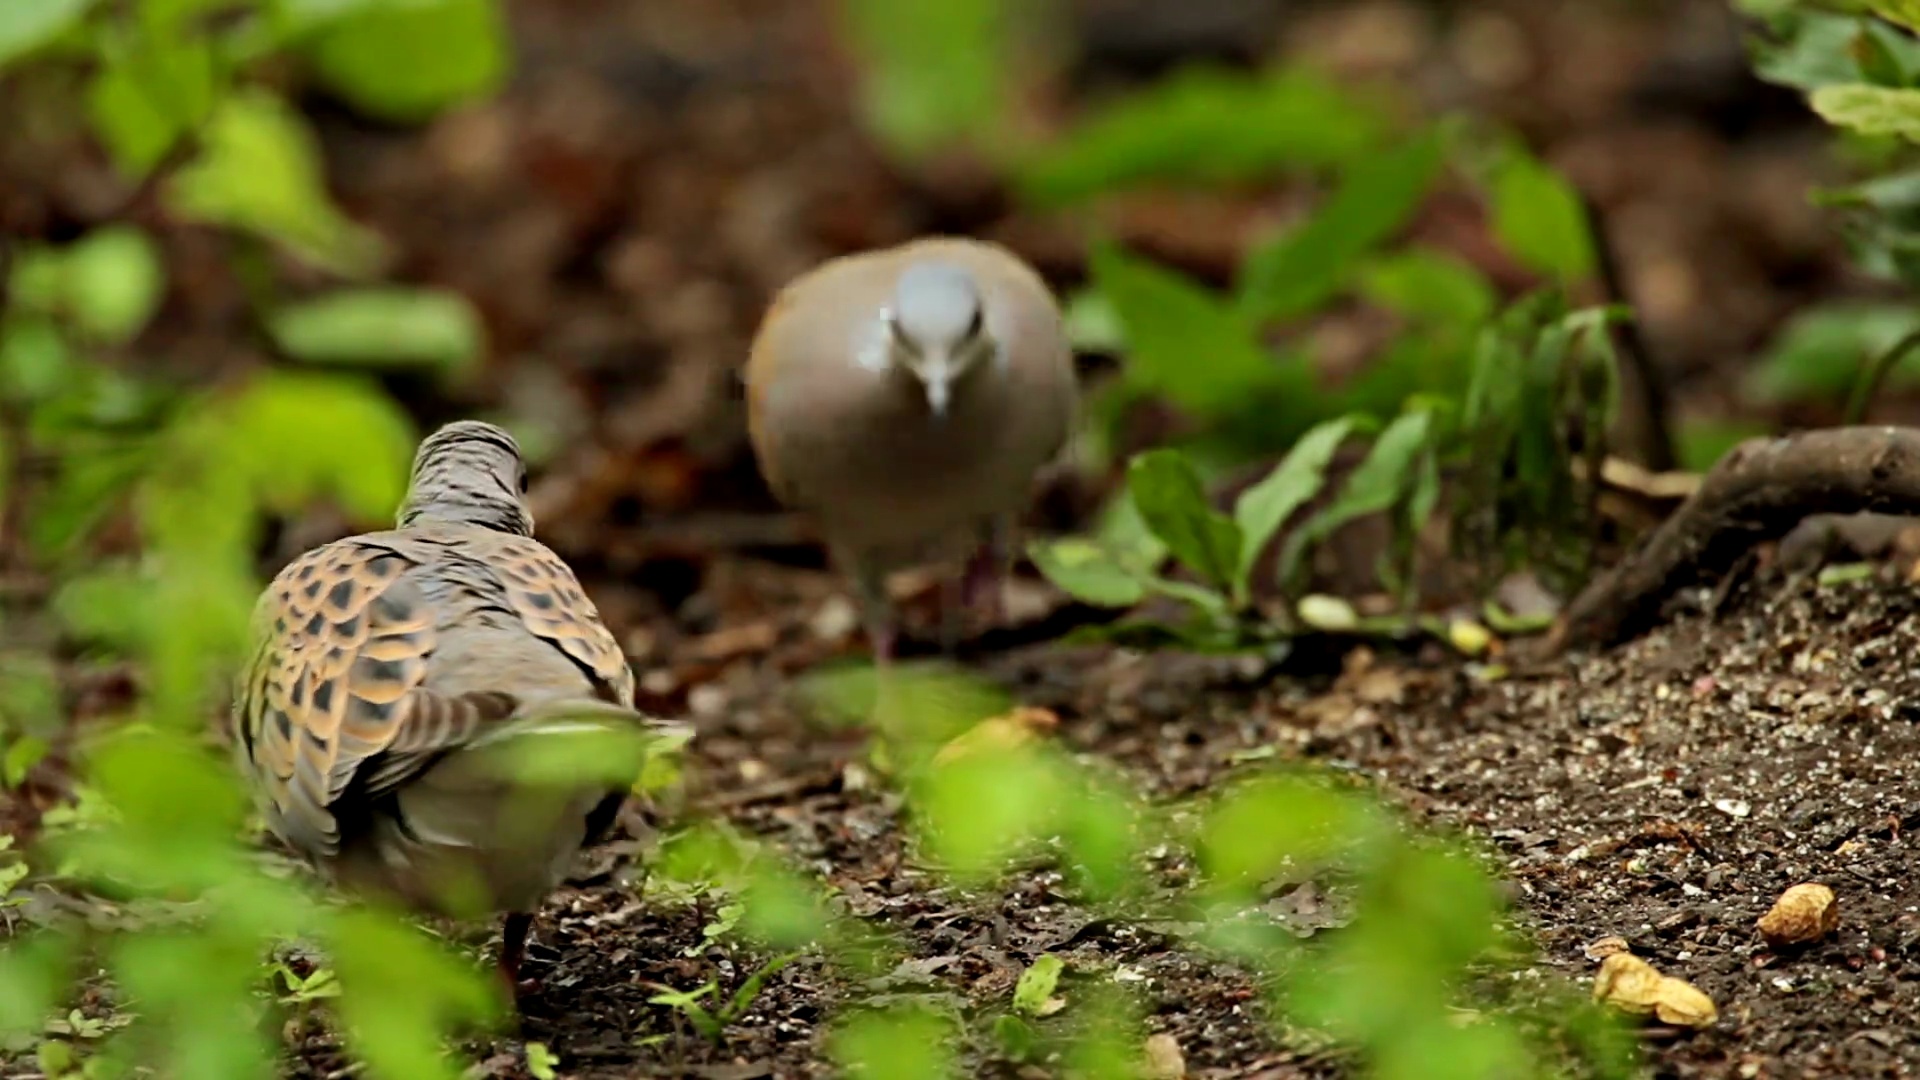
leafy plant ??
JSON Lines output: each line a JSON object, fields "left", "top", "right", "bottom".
{"left": 1032, "top": 288, "right": 1619, "bottom": 645}
{"left": 646, "top": 953, "right": 801, "bottom": 1044}
{"left": 1741, "top": 1, "right": 1920, "bottom": 417}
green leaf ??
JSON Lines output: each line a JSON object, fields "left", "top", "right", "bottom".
{"left": 1812, "top": 82, "right": 1920, "bottom": 140}
{"left": 839, "top": 0, "right": 1009, "bottom": 159}
{"left": 326, "top": 909, "right": 501, "bottom": 1080}
{"left": 1869, "top": 0, "right": 1920, "bottom": 32}
{"left": 215, "top": 369, "right": 416, "bottom": 520}
{"left": 1027, "top": 538, "right": 1149, "bottom": 608}
{"left": 167, "top": 90, "right": 387, "bottom": 275}
{"left": 1061, "top": 287, "right": 1124, "bottom": 354}
{"left": 1854, "top": 24, "right": 1911, "bottom": 86}
{"left": 1356, "top": 248, "right": 1497, "bottom": 326}
{"left": 0, "top": 0, "right": 95, "bottom": 71}
{"left": 0, "top": 653, "right": 62, "bottom": 740}
{"left": 917, "top": 740, "right": 1070, "bottom": 880}
{"left": 1239, "top": 130, "right": 1447, "bottom": 324}
{"left": 0, "top": 317, "right": 72, "bottom": 403}
{"left": 1127, "top": 449, "right": 1241, "bottom": 593}
{"left": 267, "top": 288, "right": 483, "bottom": 374}
{"left": 305, "top": 0, "right": 508, "bottom": 121}
{"left": 87, "top": 25, "right": 219, "bottom": 176}
{"left": 1676, "top": 418, "right": 1770, "bottom": 472}
{"left": 1011, "top": 954, "right": 1063, "bottom": 1017}
{"left": 6, "top": 228, "right": 164, "bottom": 346}
{"left": 833, "top": 1005, "right": 958, "bottom": 1080}
{"left": 1747, "top": 11, "right": 1870, "bottom": 92}
{"left": 1017, "top": 66, "right": 1389, "bottom": 206}
{"left": 0, "top": 730, "right": 41, "bottom": 788}
{"left": 58, "top": 227, "right": 167, "bottom": 344}
{"left": 1487, "top": 148, "right": 1595, "bottom": 283}
{"left": 1091, "top": 241, "right": 1298, "bottom": 415}
{"left": 1231, "top": 416, "right": 1355, "bottom": 593}
{"left": 1748, "top": 302, "right": 1920, "bottom": 402}
{"left": 1198, "top": 772, "right": 1385, "bottom": 893}
{"left": 1277, "top": 409, "right": 1435, "bottom": 588}
{"left": 0, "top": 934, "right": 73, "bottom": 1039}
{"left": 526, "top": 1042, "right": 558, "bottom": 1080}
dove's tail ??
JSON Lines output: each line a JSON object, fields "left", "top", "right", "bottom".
{"left": 361, "top": 700, "right": 692, "bottom": 915}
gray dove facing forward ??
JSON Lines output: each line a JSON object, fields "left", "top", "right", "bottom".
{"left": 232, "top": 419, "right": 687, "bottom": 994}
{"left": 745, "top": 237, "right": 1078, "bottom": 664}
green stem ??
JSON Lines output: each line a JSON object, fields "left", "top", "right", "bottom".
{"left": 1845, "top": 327, "right": 1920, "bottom": 425}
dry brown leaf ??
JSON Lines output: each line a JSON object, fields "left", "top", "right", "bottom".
{"left": 1757, "top": 882, "right": 1839, "bottom": 948}
{"left": 1143, "top": 1032, "right": 1186, "bottom": 1080}
{"left": 1593, "top": 953, "right": 1717, "bottom": 1028}
{"left": 1583, "top": 935, "right": 1632, "bottom": 961}
{"left": 931, "top": 706, "right": 1060, "bottom": 767}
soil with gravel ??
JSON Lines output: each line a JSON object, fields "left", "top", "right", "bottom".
{"left": 264, "top": 559, "right": 1920, "bottom": 1080}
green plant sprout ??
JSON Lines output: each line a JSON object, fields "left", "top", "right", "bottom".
{"left": 646, "top": 952, "right": 801, "bottom": 1044}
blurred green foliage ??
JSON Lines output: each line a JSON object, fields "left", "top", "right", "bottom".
{"left": 0, "top": 1, "right": 1659, "bottom": 1077}
{"left": 0, "top": 2, "right": 511, "bottom": 1078}
{"left": 1741, "top": 1, "right": 1920, "bottom": 420}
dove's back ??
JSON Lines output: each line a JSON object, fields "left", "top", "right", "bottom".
{"left": 235, "top": 518, "right": 648, "bottom": 917}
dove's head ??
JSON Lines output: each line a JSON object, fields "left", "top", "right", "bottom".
{"left": 884, "top": 261, "right": 994, "bottom": 420}
{"left": 397, "top": 420, "right": 534, "bottom": 535}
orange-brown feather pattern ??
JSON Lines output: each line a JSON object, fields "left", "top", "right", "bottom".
{"left": 488, "top": 535, "right": 635, "bottom": 706}
{"left": 238, "top": 542, "right": 432, "bottom": 854}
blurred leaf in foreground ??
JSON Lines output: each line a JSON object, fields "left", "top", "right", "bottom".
{"left": 1018, "top": 66, "right": 1390, "bottom": 206}
{"left": 0, "top": 0, "right": 95, "bottom": 71}
{"left": 10, "top": 228, "right": 166, "bottom": 346}
{"left": 833, "top": 1004, "right": 958, "bottom": 1080}
{"left": 268, "top": 287, "right": 484, "bottom": 375}
{"left": 304, "top": 0, "right": 508, "bottom": 122}
{"left": 87, "top": 18, "right": 219, "bottom": 176}
{"left": 167, "top": 89, "right": 387, "bottom": 275}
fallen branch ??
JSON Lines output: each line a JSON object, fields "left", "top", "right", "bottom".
{"left": 1550, "top": 426, "right": 1920, "bottom": 653}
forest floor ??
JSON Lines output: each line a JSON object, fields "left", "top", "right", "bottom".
{"left": 9, "top": 0, "right": 1920, "bottom": 1076}
{"left": 274, "top": 558, "right": 1920, "bottom": 1079}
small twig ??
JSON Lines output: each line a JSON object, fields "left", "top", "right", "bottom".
{"left": 1844, "top": 327, "right": 1920, "bottom": 425}
{"left": 1581, "top": 193, "right": 1677, "bottom": 472}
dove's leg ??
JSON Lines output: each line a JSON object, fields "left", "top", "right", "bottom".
{"left": 498, "top": 911, "right": 535, "bottom": 992}
{"left": 960, "top": 516, "right": 1012, "bottom": 629}
{"left": 844, "top": 552, "right": 896, "bottom": 668}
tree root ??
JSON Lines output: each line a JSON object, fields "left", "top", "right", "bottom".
{"left": 1550, "top": 426, "right": 1920, "bottom": 654}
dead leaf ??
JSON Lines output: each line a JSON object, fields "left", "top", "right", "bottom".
{"left": 1583, "top": 935, "right": 1632, "bottom": 961}
{"left": 1592, "top": 953, "right": 1717, "bottom": 1028}
{"left": 931, "top": 707, "right": 1059, "bottom": 767}
{"left": 1144, "top": 1032, "right": 1186, "bottom": 1079}
{"left": 1757, "top": 882, "right": 1838, "bottom": 948}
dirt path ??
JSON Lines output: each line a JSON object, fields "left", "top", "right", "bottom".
{"left": 276, "top": 563, "right": 1920, "bottom": 1079}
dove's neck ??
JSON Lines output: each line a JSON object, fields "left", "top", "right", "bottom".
{"left": 396, "top": 490, "right": 532, "bottom": 536}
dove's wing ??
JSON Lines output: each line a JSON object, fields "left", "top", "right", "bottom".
{"left": 233, "top": 527, "right": 636, "bottom": 860}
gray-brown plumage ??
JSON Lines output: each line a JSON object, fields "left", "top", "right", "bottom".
{"left": 233, "top": 420, "right": 684, "bottom": 990}
{"left": 744, "top": 237, "right": 1078, "bottom": 662}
